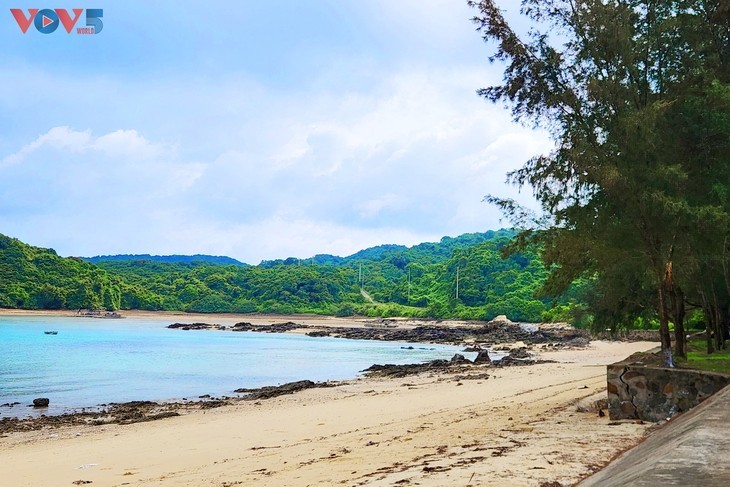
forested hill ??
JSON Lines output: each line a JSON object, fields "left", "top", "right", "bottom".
{"left": 261, "top": 230, "right": 511, "bottom": 267}
{"left": 0, "top": 234, "right": 123, "bottom": 310}
{"left": 84, "top": 254, "right": 245, "bottom": 266}
{"left": 0, "top": 229, "right": 560, "bottom": 322}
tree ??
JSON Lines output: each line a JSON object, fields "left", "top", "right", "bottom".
{"left": 470, "top": 0, "right": 730, "bottom": 365}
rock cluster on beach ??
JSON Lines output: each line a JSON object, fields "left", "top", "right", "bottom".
{"left": 362, "top": 347, "right": 555, "bottom": 378}
{"left": 0, "top": 400, "right": 185, "bottom": 435}
{"left": 235, "top": 380, "right": 334, "bottom": 400}
{"left": 167, "top": 321, "right": 307, "bottom": 333}
{"left": 167, "top": 319, "right": 591, "bottom": 347}
{"left": 168, "top": 322, "right": 227, "bottom": 331}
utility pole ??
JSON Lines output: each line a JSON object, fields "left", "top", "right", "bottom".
{"left": 359, "top": 263, "right": 363, "bottom": 289}
{"left": 407, "top": 266, "right": 411, "bottom": 302}
{"left": 456, "top": 265, "right": 460, "bottom": 300}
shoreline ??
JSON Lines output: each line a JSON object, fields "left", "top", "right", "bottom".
{"left": 1, "top": 308, "right": 589, "bottom": 423}
{"left": 0, "top": 309, "right": 660, "bottom": 485}
{"left": 0, "top": 340, "right": 658, "bottom": 486}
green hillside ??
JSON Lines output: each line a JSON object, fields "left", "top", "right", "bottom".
{"left": 0, "top": 234, "right": 123, "bottom": 310}
{"left": 0, "top": 230, "right": 558, "bottom": 322}
{"left": 84, "top": 254, "right": 246, "bottom": 266}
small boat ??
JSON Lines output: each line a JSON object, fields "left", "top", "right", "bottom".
{"left": 44, "top": 331, "right": 58, "bottom": 335}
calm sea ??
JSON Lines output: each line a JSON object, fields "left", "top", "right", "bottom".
{"left": 0, "top": 315, "right": 472, "bottom": 418}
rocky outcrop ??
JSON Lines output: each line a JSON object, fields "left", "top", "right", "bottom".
{"left": 363, "top": 353, "right": 554, "bottom": 378}
{"left": 304, "top": 323, "right": 588, "bottom": 346}
{"left": 169, "top": 319, "right": 589, "bottom": 347}
{"left": 167, "top": 322, "right": 226, "bottom": 331}
{"left": 362, "top": 360, "right": 453, "bottom": 378}
{"left": 473, "top": 350, "right": 492, "bottom": 364}
{"left": 231, "top": 322, "right": 308, "bottom": 333}
{"left": 488, "top": 315, "right": 512, "bottom": 325}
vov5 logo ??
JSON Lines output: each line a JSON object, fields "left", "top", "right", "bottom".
{"left": 10, "top": 8, "right": 103, "bottom": 34}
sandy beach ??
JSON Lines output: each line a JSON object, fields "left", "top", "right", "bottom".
{"left": 0, "top": 310, "right": 657, "bottom": 486}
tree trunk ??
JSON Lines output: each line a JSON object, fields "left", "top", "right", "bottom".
{"left": 712, "top": 285, "right": 725, "bottom": 351}
{"left": 717, "top": 305, "right": 730, "bottom": 350}
{"left": 715, "top": 306, "right": 723, "bottom": 351}
{"left": 672, "top": 286, "right": 686, "bottom": 359}
{"left": 700, "top": 289, "right": 716, "bottom": 354}
{"left": 722, "top": 236, "right": 729, "bottom": 298}
{"left": 658, "top": 285, "right": 674, "bottom": 367}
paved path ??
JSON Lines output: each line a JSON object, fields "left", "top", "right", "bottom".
{"left": 360, "top": 288, "right": 377, "bottom": 304}
{"left": 579, "top": 384, "right": 730, "bottom": 486}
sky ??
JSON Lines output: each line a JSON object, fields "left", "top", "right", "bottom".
{"left": 0, "top": 0, "right": 551, "bottom": 264}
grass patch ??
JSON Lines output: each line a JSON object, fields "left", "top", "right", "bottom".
{"left": 679, "top": 340, "right": 730, "bottom": 375}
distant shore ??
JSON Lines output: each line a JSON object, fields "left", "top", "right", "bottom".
{"left": 0, "top": 307, "right": 481, "bottom": 327}
{"left": 0, "top": 308, "right": 659, "bottom": 485}
{"left": 0, "top": 307, "right": 581, "bottom": 336}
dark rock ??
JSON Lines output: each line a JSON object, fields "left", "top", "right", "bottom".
{"left": 231, "top": 322, "right": 254, "bottom": 331}
{"left": 167, "top": 322, "right": 217, "bottom": 330}
{"left": 450, "top": 353, "right": 471, "bottom": 364}
{"left": 235, "top": 380, "right": 330, "bottom": 400}
{"left": 231, "top": 322, "right": 308, "bottom": 333}
{"left": 363, "top": 360, "right": 451, "bottom": 378}
{"left": 492, "top": 355, "right": 558, "bottom": 367}
{"left": 508, "top": 347, "right": 530, "bottom": 359}
{"left": 264, "top": 322, "right": 307, "bottom": 333}
{"left": 474, "top": 350, "right": 492, "bottom": 364}
{"left": 306, "top": 330, "right": 331, "bottom": 337}
{"left": 32, "top": 398, "right": 49, "bottom": 408}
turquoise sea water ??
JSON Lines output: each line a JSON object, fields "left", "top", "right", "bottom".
{"left": 0, "top": 316, "right": 471, "bottom": 418}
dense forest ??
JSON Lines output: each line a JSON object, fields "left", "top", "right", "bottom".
{"left": 0, "top": 230, "right": 562, "bottom": 322}
{"left": 471, "top": 0, "right": 730, "bottom": 360}
{"left": 84, "top": 254, "right": 245, "bottom": 266}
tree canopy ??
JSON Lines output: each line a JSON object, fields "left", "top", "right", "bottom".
{"left": 470, "top": 0, "right": 730, "bottom": 364}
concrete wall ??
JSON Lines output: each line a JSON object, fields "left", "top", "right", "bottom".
{"left": 607, "top": 353, "right": 730, "bottom": 422}
{"left": 580, "top": 384, "right": 730, "bottom": 486}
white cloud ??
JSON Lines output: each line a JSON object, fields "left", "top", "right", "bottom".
{"left": 1, "top": 126, "right": 91, "bottom": 168}
{"left": 0, "top": 61, "right": 552, "bottom": 263}
{"left": 0, "top": 126, "right": 204, "bottom": 230}
{"left": 357, "top": 194, "right": 409, "bottom": 219}
{"left": 92, "top": 129, "right": 166, "bottom": 160}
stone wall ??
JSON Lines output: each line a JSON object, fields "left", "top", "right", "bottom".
{"left": 607, "top": 352, "right": 730, "bottom": 422}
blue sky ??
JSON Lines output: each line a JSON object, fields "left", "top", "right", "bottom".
{"left": 0, "top": 1, "right": 549, "bottom": 263}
